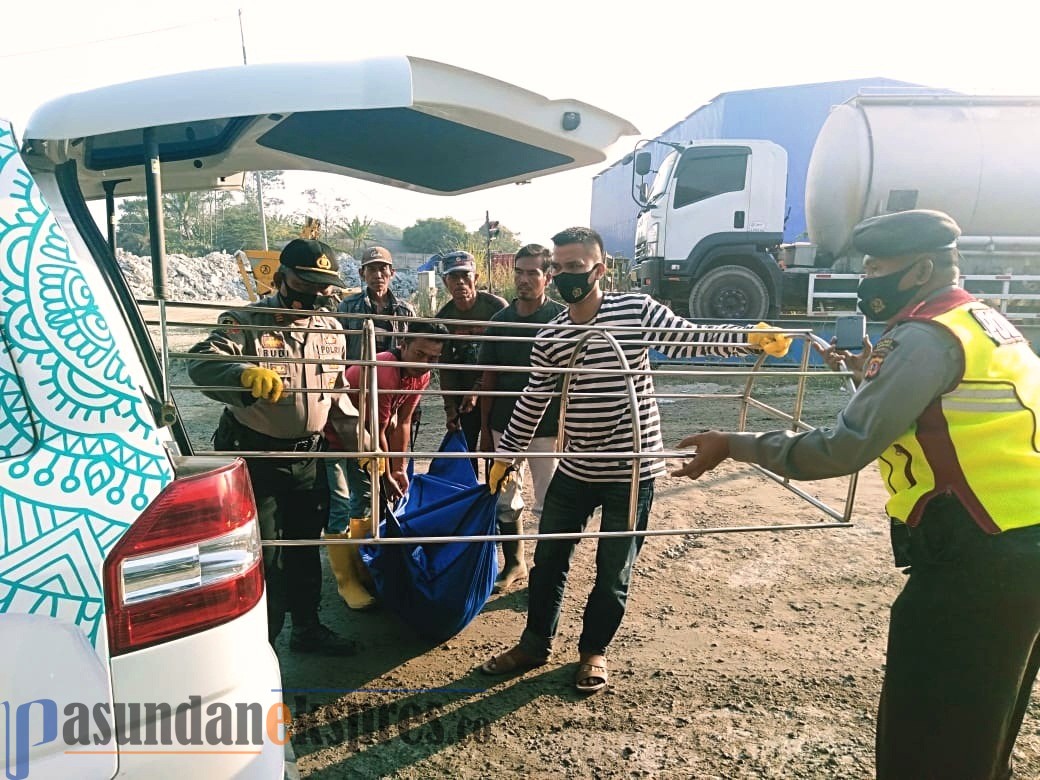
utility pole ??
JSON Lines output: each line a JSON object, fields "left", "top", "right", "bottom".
{"left": 484, "top": 209, "right": 500, "bottom": 292}
{"left": 239, "top": 8, "right": 269, "bottom": 250}
{"left": 484, "top": 210, "right": 491, "bottom": 290}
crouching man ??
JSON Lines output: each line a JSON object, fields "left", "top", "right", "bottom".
{"left": 323, "top": 321, "right": 450, "bottom": 610}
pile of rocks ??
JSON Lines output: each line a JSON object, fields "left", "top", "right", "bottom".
{"left": 115, "top": 249, "right": 421, "bottom": 302}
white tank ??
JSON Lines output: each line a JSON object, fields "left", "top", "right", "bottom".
{"left": 805, "top": 95, "right": 1040, "bottom": 263}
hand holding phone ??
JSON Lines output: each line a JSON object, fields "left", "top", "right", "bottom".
{"left": 834, "top": 315, "right": 866, "bottom": 351}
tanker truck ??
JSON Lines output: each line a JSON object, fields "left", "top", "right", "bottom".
{"left": 627, "top": 94, "right": 1040, "bottom": 321}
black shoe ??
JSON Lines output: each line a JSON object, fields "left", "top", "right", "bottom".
{"left": 289, "top": 624, "right": 359, "bottom": 656}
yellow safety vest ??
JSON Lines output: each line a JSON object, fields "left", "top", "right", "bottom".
{"left": 879, "top": 292, "right": 1040, "bottom": 533}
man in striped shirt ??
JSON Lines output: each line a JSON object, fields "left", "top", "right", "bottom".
{"left": 480, "top": 226, "right": 788, "bottom": 694}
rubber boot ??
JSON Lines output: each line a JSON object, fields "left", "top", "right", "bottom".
{"left": 326, "top": 531, "right": 376, "bottom": 610}
{"left": 349, "top": 517, "right": 377, "bottom": 592}
{"left": 493, "top": 520, "right": 528, "bottom": 594}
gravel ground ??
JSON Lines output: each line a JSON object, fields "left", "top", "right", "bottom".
{"left": 158, "top": 308, "right": 1040, "bottom": 780}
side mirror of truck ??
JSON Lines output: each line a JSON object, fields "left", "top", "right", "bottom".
{"left": 638, "top": 182, "right": 650, "bottom": 203}
{"left": 634, "top": 151, "right": 652, "bottom": 177}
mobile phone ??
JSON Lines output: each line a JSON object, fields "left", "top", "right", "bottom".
{"left": 834, "top": 314, "right": 866, "bottom": 351}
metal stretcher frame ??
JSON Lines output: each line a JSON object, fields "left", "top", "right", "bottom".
{"left": 149, "top": 300, "right": 862, "bottom": 548}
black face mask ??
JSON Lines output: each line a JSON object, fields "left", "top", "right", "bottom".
{"left": 279, "top": 285, "right": 334, "bottom": 312}
{"left": 552, "top": 268, "right": 598, "bottom": 303}
{"left": 280, "top": 286, "right": 317, "bottom": 310}
{"left": 856, "top": 262, "right": 923, "bottom": 321}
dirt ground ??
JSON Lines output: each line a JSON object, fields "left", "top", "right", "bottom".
{"left": 157, "top": 307, "right": 1040, "bottom": 780}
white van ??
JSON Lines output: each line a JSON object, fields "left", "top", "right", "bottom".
{"left": 0, "top": 56, "right": 635, "bottom": 778}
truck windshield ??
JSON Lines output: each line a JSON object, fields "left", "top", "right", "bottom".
{"left": 646, "top": 150, "right": 678, "bottom": 205}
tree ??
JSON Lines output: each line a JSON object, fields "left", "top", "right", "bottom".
{"left": 164, "top": 191, "right": 208, "bottom": 254}
{"left": 370, "top": 220, "right": 403, "bottom": 244}
{"left": 114, "top": 197, "right": 151, "bottom": 255}
{"left": 402, "top": 217, "right": 470, "bottom": 254}
{"left": 116, "top": 188, "right": 275, "bottom": 256}
{"left": 243, "top": 170, "right": 286, "bottom": 209}
{"left": 212, "top": 199, "right": 265, "bottom": 252}
{"left": 473, "top": 222, "right": 521, "bottom": 253}
{"left": 342, "top": 216, "right": 375, "bottom": 258}
{"left": 302, "top": 188, "right": 351, "bottom": 238}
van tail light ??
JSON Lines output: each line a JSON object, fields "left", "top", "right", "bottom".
{"left": 104, "top": 459, "right": 264, "bottom": 656}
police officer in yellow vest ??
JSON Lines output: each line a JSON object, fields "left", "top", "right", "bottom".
{"left": 188, "top": 238, "right": 359, "bottom": 656}
{"left": 672, "top": 210, "right": 1040, "bottom": 780}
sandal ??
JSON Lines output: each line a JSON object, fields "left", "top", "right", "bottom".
{"left": 575, "top": 658, "right": 608, "bottom": 694}
{"left": 480, "top": 646, "right": 547, "bottom": 675}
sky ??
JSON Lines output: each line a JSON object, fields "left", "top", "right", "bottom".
{"left": 3, "top": 0, "right": 1039, "bottom": 249}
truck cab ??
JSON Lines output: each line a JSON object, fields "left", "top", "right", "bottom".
{"left": 630, "top": 139, "right": 787, "bottom": 319}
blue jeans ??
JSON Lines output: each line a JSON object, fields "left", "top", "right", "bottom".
{"left": 325, "top": 457, "right": 371, "bottom": 533}
{"left": 518, "top": 471, "right": 654, "bottom": 659}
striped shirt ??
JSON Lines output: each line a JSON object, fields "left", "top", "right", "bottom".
{"left": 497, "top": 293, "right": 752, "bottom": 482}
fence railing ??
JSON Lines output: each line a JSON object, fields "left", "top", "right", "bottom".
{"left": 145, "top": 300, "right": 863, "bottom": 547}
{"left": 805, "top": 272, "right": 1040, "bottom": 318}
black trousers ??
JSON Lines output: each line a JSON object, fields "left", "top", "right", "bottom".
{"left": 214, "top": 413, "right": 329, "bottom": 642}
{"left": 877, "top": 496, "right": 1040, "bottom": 780}
{"left": 457, "top": 407, "right": 482, "bottom": 477}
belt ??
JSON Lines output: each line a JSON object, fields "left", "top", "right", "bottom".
{"left": 223, "top": 411, "right": 324, "bottom": 452}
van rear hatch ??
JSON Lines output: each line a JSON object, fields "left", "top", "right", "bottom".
{"left": 23, "top": 55, "right": 638, "bottom": 199}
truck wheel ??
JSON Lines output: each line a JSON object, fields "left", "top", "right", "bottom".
{"left": 688, "top": 265, "right": 769, "bottom": 320}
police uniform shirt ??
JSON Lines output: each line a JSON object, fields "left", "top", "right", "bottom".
{"left": 187, "top": 295, "right": 347, "bottom": 439}
{"left": 726, "top": 286, "right": 963, "bottom": 480}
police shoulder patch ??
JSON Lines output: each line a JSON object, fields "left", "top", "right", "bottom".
{"left": 863, "top": 336, "right": 896, "bottom": 381}
{"left": 970, "top": 306, "right": 1025, "bottom": 346}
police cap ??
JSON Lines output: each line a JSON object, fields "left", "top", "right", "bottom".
{"left": 279, "top": 239, "right": 346, "bottom": 288}
{"left": 851, "top": 209, "right": 961, "bottom": 258}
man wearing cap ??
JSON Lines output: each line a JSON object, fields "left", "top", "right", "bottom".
{"left": 337, "top": 246, "right": 416, "bottom": 361}
{"left": 433, "top": 250, "right": 507, "bottom": 469}
{"left": 673, "top": 209, "right": 1040, "bottom": 779}
{"left": 188, "top": 238, "right": 359, "bottom": 656}
{"left": 327, "top": 245, "right": 417, "bottom": 549}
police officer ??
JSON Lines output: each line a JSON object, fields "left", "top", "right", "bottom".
{"left": 188, "top": 238, "right": 358, "bottom": 656}
{"left": 673, "top": 210, "right": 1040, "bottom": 780}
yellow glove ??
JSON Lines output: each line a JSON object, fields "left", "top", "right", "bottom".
{"left": 488, "top": 460, "right": 515, "bottom": 493}
{"left": 240, "top": 367, "right": 284, "bottom": 402}
{"left": 358, "top": 456, "right": 386, "bottom": 476}
{"left": 748, "top": 322, "right": 792, "bottom": 358}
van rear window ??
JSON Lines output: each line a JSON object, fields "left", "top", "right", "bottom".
{"left": 257, "top": 107, "right": 573, "bottom": 192}
{"left": 84, "top": 117, "right": 253, "bottom": 170}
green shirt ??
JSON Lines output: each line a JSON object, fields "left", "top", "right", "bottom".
{"left": 436, "top": 291, "right": 508, "bottom": 393}
{"left": 478, "top": 297, "right": 565, "bottom": 436}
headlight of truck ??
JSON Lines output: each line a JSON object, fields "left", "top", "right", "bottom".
{"left": 647, "top": 222, "right": 659, "bottom": 255}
